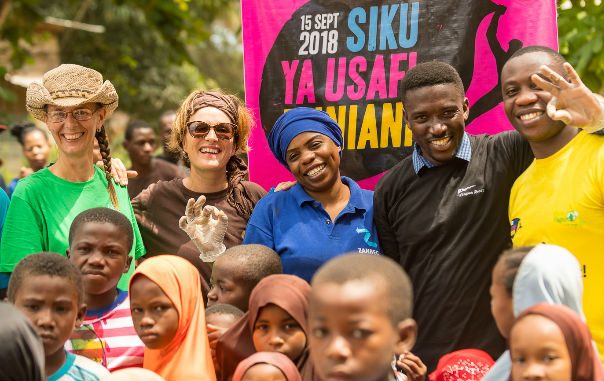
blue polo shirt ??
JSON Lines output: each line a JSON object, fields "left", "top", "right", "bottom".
{"left": 244, "top": 176, "right": 380, "bottom": 281}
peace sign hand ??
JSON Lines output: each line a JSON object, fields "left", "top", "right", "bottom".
{"left": 531, "top": 62, "right": 604, "bottom": 128}
{"left": 179, "top": 195, "right": 228, "bottom": 262}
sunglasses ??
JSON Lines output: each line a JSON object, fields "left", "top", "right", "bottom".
{"left": 186, "top": 121, "right": 237, "bottom": 140}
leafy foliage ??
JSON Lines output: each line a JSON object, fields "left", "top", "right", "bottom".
{"left": 0, "top": 0, "right": 235, "bottom": 120}
{"left": 558, "top": 0, "right": 604, "bottom": 92}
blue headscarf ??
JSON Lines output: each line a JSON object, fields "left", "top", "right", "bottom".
{"left": 268, "top": 107, "right": 344, "bottom": 167}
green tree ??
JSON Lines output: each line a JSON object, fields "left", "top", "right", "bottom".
{"left": 0, "top": 0, "right": 236, "bottom": 120}
{"left": 558, "top": 0, "right": 604, "bottom": 93}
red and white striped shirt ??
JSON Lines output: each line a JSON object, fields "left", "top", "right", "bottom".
{"left": 66, "top": 290, "right": 144, "bottom": 371}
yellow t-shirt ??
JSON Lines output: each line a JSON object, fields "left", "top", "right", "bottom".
{"left": 509, "top": 131, "right": 604, "bottom": 358}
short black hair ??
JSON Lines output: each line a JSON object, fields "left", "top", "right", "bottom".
{"left": 497, "top": 246, "right": 534, "bottom": 296}
{"left": 401, "top": 61, "right": 465, "bottom": 102}
{"left": 8, "top": 252, "right": 84, "bottom": 303}
{"left": 10, "top": 122, "right": 48, "bottom": 146}
{"left": 311, "top": 254, "right": 413, "bottom": 324}
{"left": 506, "top": 45, "right": 566, "bottom": 74}
{"left": 206, "top": 303, "right": 245, "bottom": 318}
{"left": 216, "top": 244, "right": 282, "bottom": 288}
{"left": 68, "top": 207, "right": 134, "bottom": 251}
{"left": 125, "top": 119, "right": 154, "bottom": 141}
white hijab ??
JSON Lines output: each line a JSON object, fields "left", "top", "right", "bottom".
{"left": 482, "top": 244, "right": 584, "bottom": 381}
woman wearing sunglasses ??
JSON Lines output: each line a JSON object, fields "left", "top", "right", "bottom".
{"left": 131, "top": 90, "right": 266, "bottom": 281}
{"left": 0, "top": 64, "right": 145, "bottom": 292}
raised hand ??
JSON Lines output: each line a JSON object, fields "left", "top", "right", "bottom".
{"left": 531, "top": 62, "right": 604, "bottom": 128}
{"left": 179, "top": 195, "right": 228, "bottom": 262}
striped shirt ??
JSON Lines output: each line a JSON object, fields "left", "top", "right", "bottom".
{"left": 48, "top": 351, "right": 109, "bottom": 381}
{"left": 65, "top": 290, "right": 144, "bottom": 371}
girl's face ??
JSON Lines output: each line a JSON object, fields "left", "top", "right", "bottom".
{"left": 252, "top": 304, "right": 307, "bottom": 363}
{"left": 510, "top": 314, "right": 572, "bottom": 381}
{"left": 182, "top": 107, "right": 237, "bottom": 173}
{"left": 242, "top": 363, "right": 287, "bottom": 381}
{"left": 130, "top": 275, "right": 179, "bottom": 349}
{"left": 489, "top": 259, "right": 514, "bottom": 338}
{"left": 22, "top": 130, "right": 50, "bottom": 171}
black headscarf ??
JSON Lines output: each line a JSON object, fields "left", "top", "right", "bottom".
{"left": 0, "top": 302, "right": 45, "bottom": 381}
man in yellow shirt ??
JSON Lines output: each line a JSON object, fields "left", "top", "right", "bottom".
{"left": 502, "top": 46, "right": 604, "bottom": 357}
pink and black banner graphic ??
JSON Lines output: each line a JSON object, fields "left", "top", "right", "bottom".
{"left": 242, "top": 0, "right": 558, "bottom": 190}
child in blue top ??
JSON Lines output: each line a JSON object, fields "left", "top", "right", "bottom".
{"left": 8, "top": 253, "right": 109, "bottom": 381}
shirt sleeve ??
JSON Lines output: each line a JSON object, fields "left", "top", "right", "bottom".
{"left": 242, "top": 199, "right": 276, "bottom": 249}
{"left": 0, "top": 194, "right": 45, "bottom": 272}
{"left": 127, "top": 199, "right": 146, "bottom": 260}
{"left": 373, "top": 175, "right": 401, "bottom": 262}
{"left": 494, "top": 130, "right": 534, "bottom": 179}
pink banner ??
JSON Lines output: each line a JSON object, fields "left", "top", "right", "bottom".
{"left": 242, "top": 0, "right": 558, "bottom": 190}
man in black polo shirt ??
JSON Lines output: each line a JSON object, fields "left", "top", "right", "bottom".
{"left": 373, "top": 60, "right": 602, "bottom": 371}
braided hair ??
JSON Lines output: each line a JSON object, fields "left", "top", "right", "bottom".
{"left": 95, "top": 124, "right": 119, "bottom": 208}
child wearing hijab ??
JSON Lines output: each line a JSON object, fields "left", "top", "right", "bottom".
{"left": 0, "top": 302, "right": 45, "bottom": 381}
{"left": 128, "top": 255, "right": 215, "bottom": 381}
{"left": 233, "top": 352, "right": 302, "bottom": 381}
{"left": 244, "top": 107, "right": 380, "bottom": 282}
{"left": 510, "top": 304, "right": 603, "bottom": 381}
{"left": 484, "top": 244, "right": 586, "bottom": 381}
{"left": 216, "top": 274, "right": 316, "bottom": 381}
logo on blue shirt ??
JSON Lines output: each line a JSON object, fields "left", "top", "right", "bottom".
{"left": 356, "top": 227, "right": 378, "bottom": 248}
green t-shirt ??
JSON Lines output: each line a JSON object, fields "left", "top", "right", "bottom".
{"left": 0, "top": 166, "right": 145, "bottom": 290}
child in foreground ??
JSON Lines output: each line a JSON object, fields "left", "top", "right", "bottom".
{"left": 207, "top": 244, "right": 282, "bottom": 312}
{"left": 129, "top": 255, "right": 215, "bottom": 381}
{"left": 233, "top": 352, "right": 301, "bottom": 381}
{"left": 65, "top": 208, "right": 144, "bottom": 370}
{"left": 309, "top": 253, "right": 417, "bottom": 381}
{"left": 509, "top": 304, "right": 603, "bottom": 381}
{"left": 216, "top": 274, "right": 316, "bottom": 381}
{"left": 8, "top": 252, "right": 110, "bottom": 381}
{"left": 485, "top": 244, "right": 585, "bottom": 381}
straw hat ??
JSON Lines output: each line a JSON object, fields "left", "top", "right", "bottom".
{"left": 26, "top": 64, "right": 118, "bottom": 121}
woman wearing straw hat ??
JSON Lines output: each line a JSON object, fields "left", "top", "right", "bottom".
{"left": 131, "top": 90, "right": 266, "bottom": 285}
{"left": 0, "top": 64, "right": 145, "bottom": 291}
{"left": 243, "top": 107, "right": 381, "bottom": 282}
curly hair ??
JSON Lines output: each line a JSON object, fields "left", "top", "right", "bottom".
{"left": 401, "top": 61, "right": 465, "bottom": 102}
{"left": 7, "top": 252, "right": 84, "bottom": 304}
{"left": 169, "top": 90, "right": 257, "bottom": 219}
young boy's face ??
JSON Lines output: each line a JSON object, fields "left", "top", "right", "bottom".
{"left": 67, "top": 222, "right": 132, "bottom": 296}
{"left": 252, "top": 304, "right": 307, "bottom": 363}
{"left": 130, "top": 275, "right": 179, "bottom": 349}
{"left": 309, "top": 279, "right": 416, "bottom": 381}
{"left": 12, "top": 274, "right": 85, "bottom": 358}
{"left": 207, "top": 256, "right": 251, "bottom": 312}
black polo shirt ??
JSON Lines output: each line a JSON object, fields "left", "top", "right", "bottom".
{"left": 374, "top": 131, "right": 533, "bottom": 371}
